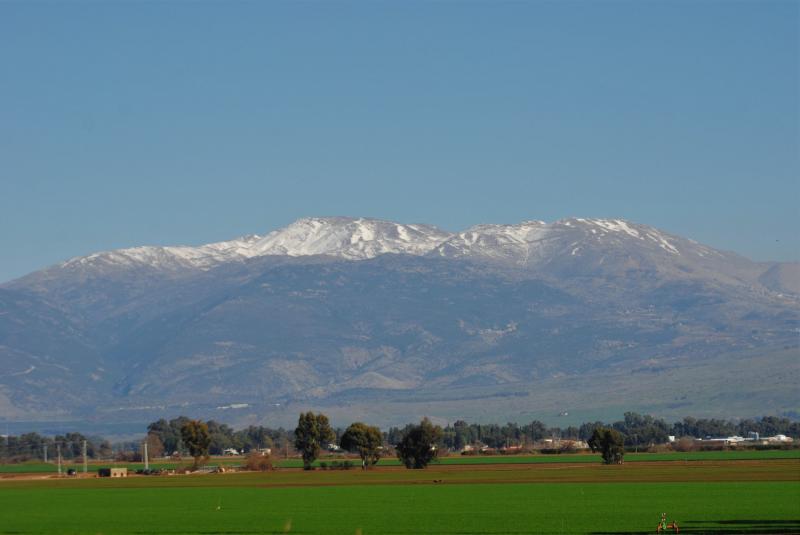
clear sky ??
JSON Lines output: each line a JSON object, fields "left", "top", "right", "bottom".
{"left": 1, "top": 1, "right": 798, "bottom": 282}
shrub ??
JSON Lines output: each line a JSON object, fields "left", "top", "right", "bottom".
{"left": 244, "top": 452, "right": 273, "bottom": 472}
{"left": 327, "top": 460, "right": 354, "bottom": 470}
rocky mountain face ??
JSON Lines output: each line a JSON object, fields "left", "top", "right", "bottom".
{"left": 1, "top": 217, "right": 798, "bottom": 427}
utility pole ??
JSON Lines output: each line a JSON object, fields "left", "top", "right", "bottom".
{"left": 57, "top": 444, "right": 62, "bottom": 476}
{"left": 143, "top": 440, "right": 149, "bottom": 471}
{"left": 43, "top": 443, "right": 48, "bottom": 463}
{"left": 82, "top": 440, "right": 87, "bottom": 474}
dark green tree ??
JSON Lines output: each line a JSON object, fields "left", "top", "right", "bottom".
{"left": 147, "top": 416, "right": 190, "bottom": 455}
{"left": 396, "top": 418, "right": 443, "bottom": 469}
{"left": 180, "top": 420, "right": 211, "bottom": 469}
{"left": 340, "top": 422, "right": 383, "bottom": 469}
{"left": 294, "top": 412, "right": 335, "bottom": 470}
{"left": 588, "top": 427, "right": 625, "bottom": 464}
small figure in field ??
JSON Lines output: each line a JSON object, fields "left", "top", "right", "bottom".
{"left": 657, "top": 512, "right": 679, "bottom": 533}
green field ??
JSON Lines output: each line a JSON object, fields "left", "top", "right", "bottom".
{"left": 1, "top": 458, "right": 798, "bottom": 534}
{"left": 1, "top": 481, "right": 798, "bottom": 534}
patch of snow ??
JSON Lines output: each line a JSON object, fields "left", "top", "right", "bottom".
{"left": 578, "top": 218, "right": 642, "bottom": 239}
{"left": 1, "top": 365, "right": 35, "bottom": 377}
{"left": 217, "top": 403, "right": 250, "bottom": 410}
{"left": 645, "top": 232, "right": 680, "bottom": 255}
{"left": 432, "top": 221, "right": 549, "bottom": 264}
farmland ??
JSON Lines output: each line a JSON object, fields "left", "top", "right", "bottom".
{"left": 1, "top": 454, "right": 798, "bottom": 534}
{"left": 3, "top": 448, "right": 799, "bottom": 473}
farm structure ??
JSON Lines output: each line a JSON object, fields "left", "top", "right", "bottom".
{"left": 98, "top": 468, "right": 128, "bottom": 478}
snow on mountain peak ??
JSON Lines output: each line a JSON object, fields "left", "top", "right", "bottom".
{"left": 248, "top": 217, "right": 452, "bottom": 259}
{"left": 555, "top": 218, "right": 681, "bottom": 255}
{"left": 431, "top": 218, "right": 689, "bottom": 264}
{"left": 50, "top": 216, "right": 696, "bottom": 276}
{"left": 57, "top": 217, "right": 452, "bottom": 272}
{"left": 431, "top": 220, "right": 550, "bottom": 264}
{"left": 58, "top": 234, "right": 264, "bottom": 271}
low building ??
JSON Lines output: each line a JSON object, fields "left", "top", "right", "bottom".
{"left": 98, "top": 467, "right": 128, "bottom": 478}
{"left": 701, "top": 436, "right": 745, "bottom": 446}
{"left": 766, "top": 434, "right": 793, "bottom": 443}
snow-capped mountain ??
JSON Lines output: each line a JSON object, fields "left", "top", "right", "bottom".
{"left": 43, "top": 216, "right": 738, "bottom": 276}
{"left": 2, "top": 216, "right": 797, "bottom": 426}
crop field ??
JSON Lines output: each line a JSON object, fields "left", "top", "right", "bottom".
{"left": 1, "top": 458, "right": 798, "bottom": 534}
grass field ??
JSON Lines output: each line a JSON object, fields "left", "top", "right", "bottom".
{"left": 1, "top": 459, "right": 798, "bottom": 534}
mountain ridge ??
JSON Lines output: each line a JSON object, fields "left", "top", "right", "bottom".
{"left": 7, "top": 216, "right": 783, "bottom": 283}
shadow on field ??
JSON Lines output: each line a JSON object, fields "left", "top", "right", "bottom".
{"left": 591, "top": 518, "right": 800, "bottom": 535}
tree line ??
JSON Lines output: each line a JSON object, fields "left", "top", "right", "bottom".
{"left": 144, "top": 416, "right": 292, "bottom": 457}
{"left": 2, "top": 412, "right": 797, "bottom": 464}
{"left": 431, "top": 413, "right": 800, "bottom": 450}
{"left": 0, "top": 432, "right": 112, "bottom": 463}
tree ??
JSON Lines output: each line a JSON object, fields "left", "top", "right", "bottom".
{"left": 340, "top": 422, "right": 383, "bottom": 469}
{"left": 396, "top": 418, "right": 443, "bottom": 469}
{"left": 144, "top": 432, "right": 165, "bottom": 459}
{"left": 97, "top": 439, "right": 113, "bottom": 459}
{"left": 294, "top": 412, "right": 335, "bottom": 470}
{"left": 180, "top": 420, "right": 211, "bottom": 469}
{"left": 588, "top": 427, "right": 625, "bottom": 464}
{"left": 148, "top": 416, "right": 190, "bottom": 455}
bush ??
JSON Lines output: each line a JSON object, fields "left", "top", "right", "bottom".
{"left": 244, "top": 452, "right": 273, "bottom": 472}
{"left": 670, "top": 437, "right": 697, "bottom": 452}
{"left": 559, "top": 442, "right": 577, "bottom": 454}
{"left": 327, "top": 460, "right": 354, "bottom": 470}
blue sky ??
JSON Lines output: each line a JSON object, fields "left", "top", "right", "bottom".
{"left": 1, "top": 1, "right": 797, "bottom": 282}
